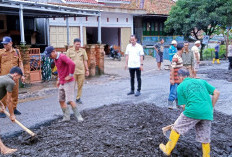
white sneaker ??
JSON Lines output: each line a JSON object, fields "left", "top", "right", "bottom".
{"left": 168, "top": 101, "right": 174, "bottom": 109}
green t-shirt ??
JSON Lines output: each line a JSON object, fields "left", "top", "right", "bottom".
{"left": 177, "top": 78, "right": 216, "bottom": 120}
{"left": 0, "top": 74, "right": 15, "bottom": 100}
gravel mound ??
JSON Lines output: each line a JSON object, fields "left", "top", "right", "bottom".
{"left": 199, "top": 69, "right": 232, "bottom": 82}
{"left": 2, "top": 103, "right": 232, "bottom": 157}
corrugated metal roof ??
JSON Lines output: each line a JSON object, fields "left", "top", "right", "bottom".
{"left": 0, "top": 0, "right": 100, "bottom": 17}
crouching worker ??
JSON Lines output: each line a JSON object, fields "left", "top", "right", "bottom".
{"left": 159, "top": 68, "right": 220, "bottom": 157}
{"left": 0, "top": 67, "right": 22, "bottom": 154}
{"left": 44, "top": 46, "right": 83, "bottom": 122}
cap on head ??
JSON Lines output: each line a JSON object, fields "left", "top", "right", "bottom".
{"left": 171, "top": 40, "right": 177, "bottom": 45}
{"left": 10, "top": 67, "right": 23, "bottom": 76}
{"left": 44, "top": 46, "right": 55, "bottom": 57}
{"left": 195, "top": 40, "right": 201, "bottom": 45}
{"left": 1, "top": 36, "right": 12, "bottom": 44}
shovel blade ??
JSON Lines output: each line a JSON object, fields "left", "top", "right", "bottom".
{"left": 163, "top": 130, "right": 171, "bottom": 139}
{"left": 162, "top": 124, "right": 173, "bottom": 139}
{"left": 21, "top": 135, "right": 38, "bottom": 145}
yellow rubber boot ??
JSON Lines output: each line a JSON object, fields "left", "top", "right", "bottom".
{"left": 216, "top": 59, "right": 220, "bottom": 64}
{"left": 202, "top": 143, "right": 210, "bottom": 157}
{"left": 159, "top": 130, "right": 180, "bottom": 156}
{"left": 212, "top": 58, "right": 215, "bottom": 64}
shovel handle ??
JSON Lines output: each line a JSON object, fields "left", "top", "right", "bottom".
{"left": 3, "top": 110, "right": 36, "bottom": 137}
{"left": 162, "top": 124, "right": 174, "bottom": 132}
{"left": 0, "top": 101, "right": 35, "bottom": 137}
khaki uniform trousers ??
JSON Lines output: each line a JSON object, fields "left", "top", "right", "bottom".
{"left": 1, "top": 79, "right": 19, "bottom": 110}
{"left": 74, "top": 74, "right": 85, "bottom": 100}
{"left": 0, "top": 48, "right": 22, "bottom": 110}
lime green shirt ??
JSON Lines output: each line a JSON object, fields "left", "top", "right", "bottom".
{"left": 177, "top": 78, "right": 216, "bottom": 120}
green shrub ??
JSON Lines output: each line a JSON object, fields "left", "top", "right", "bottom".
{"left": 203, "top": 45, "right": 226, "bottom": 60}
{"left": 219, "top": 45, "right": 226, "bottom": 58}
{"left": 203, "top": 48, "right": 214, "bottom": 60}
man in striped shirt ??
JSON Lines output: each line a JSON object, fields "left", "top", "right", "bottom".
{"left": 168, "top": 43, "right": 184, "bottom": 109}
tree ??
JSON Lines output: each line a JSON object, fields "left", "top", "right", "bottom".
{"left": 164, "top": 0, "right": 232, "bottom": 60}
{"left": 214, "top": 26, "right": 232, "bottom": 58}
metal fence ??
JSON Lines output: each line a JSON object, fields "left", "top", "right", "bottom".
{"left": 142, "top": 36, "right": 184, "bottom": 60}
{"left": 29, "top": 48, "right": 41, "bottom": 82}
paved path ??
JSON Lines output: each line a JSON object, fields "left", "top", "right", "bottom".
{"left": 1, "top": 56, "right": 232, "bottom": 137}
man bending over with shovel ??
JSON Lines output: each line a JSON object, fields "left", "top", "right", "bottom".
{"left": 0, "top": 67, "right": 22, "bottom": 155}
{"left": 159, "top": 68, "right": 220, "bottom": 157}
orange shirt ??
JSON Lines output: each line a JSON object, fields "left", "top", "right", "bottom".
{"left": 0, "top": 48, "right": 22, "bottom": 75}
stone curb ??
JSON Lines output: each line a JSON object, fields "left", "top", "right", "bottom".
{"left": 18, "top": 87, "right": 57, "bottom": 100}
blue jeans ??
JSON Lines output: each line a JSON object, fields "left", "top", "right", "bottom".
{"left": 168, "top": 83, "right": 179, "bottom": 102}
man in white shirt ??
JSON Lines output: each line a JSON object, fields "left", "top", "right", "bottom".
{"left": 125, "top": 35, "right": 144, "bottom": 97}
{"left": 228, "top": 40, "right": 232, "bottom": 70}
{"left": 191, "top": 40, "right": 201, "bottom": 78}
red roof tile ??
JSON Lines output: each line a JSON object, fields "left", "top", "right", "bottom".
{"left": 51, "top": 2, "right": 145, "bottom": 11}
{"left": 99, "top": 0, "right": 130, "bottom": 2}
{"left": 122, "top": 0, "right": 175, "bottom": 15}
{"left": 66, "top": 0, "right": 130, "bottom": 4}
{"left": 51, "top": 0, "right": 175, "bottom": 15}
{"left": 144, "top": 0, "right": 175, "bottom": 15}
{"left": 66, "top": 0, "right": 98, "bottom": 4}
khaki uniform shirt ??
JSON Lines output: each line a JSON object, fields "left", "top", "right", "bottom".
{"left": 0, "top": 48, "right": 22, "bottom": 75}
{"left": 66, "top": 47, "right": 88, "bottom": 75}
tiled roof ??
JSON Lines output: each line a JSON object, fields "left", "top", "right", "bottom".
{"left": 144, "top": 0, "right": 175, "bottom": 15}
{"left": 66, "top": 0, "right": 98, "bottom": 4}
{"left": 121, "top": 0, "right": 175, "bottom": 15}
{"left": 98, "top": 0, "right": 130, "bottom": 2}
{"left": 52, "top": 0, "right": 175, "bottom": 15}
{"left": 65, "top": 0, "right": 130, "bottom": 4}
{"left": 51, "top": 3, "right": 145, "bottom": 11}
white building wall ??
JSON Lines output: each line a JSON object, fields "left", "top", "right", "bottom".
{"left": 49, "top": 12, "right": 133, "bottom": 28}
{"left": 49, "top": 12, "right": 133, "bottom": 48}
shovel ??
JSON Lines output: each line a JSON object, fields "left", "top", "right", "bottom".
{"left": 162, "top": 124, "right": 173, "bottom": 139}
{"left": 0, "top": 101, "right": 38, "bottom": 144}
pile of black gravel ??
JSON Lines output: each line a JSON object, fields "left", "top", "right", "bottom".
{"left": 199, "top": 69, "right": 232, "bottom": 82}
{"left": 2, "top": 103, "right": 232, "bottom": 157}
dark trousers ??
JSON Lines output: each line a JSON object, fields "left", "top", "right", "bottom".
{"left": 129, "top": 68, "right": 141, "bottom": 92}
{"left": 228, "top": 57, "right": 232, "bottom": 70}
{"left": 215, "top": 52, "right": 219, "bottom": 59}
